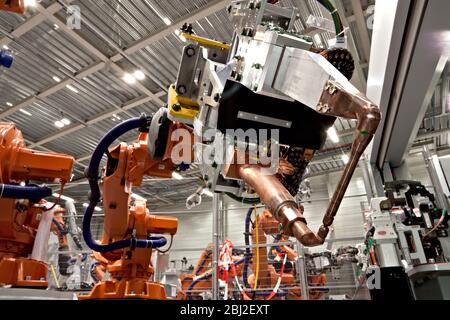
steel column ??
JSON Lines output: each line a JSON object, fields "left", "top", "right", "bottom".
{"left": 212, "top": 193, "right": 221, "bottom": 300}
{"left": 296, "top": 242, "right": 309, "bottom": 300}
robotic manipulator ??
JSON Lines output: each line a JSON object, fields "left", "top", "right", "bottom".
{"left": 167, "top": 0, "right": 381, "bottom": 246}
{"left": 0, "top": 123, "right": 74, "bottom": 288}
{"left": 81, "top": 0, "right": 380, "bottom": 300}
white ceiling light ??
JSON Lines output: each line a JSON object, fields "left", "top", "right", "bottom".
{"left": 131, "top": 193, "right": 146, "bottom": 200}
{"left": 133, "top": 70, "right": 146, "bottom": 81}
{"left": 52, "top": 193, "right": 75, "bottom": 202}
{"left": 82, "top": 203, "right": 89, "bottom": 207}
{"left": 202, "top": 188, "right": 214, "bottom": 197}
{"left": 61, "top": 118, "right": 71, "bottom": 125}
{"left": 2, "top": 45, "right": 9, "bottom": 50}
{"left": 24, "top": 0, "right": 36, "bottom": 7}
{"left": 53, "top": 76, "right": 61, "bottom": 82}
{"left": 19, "top": 109, "right": 32, "bottom": 116}
{"left": 342, "top": 154, "right": 350, "bottom": 164}
{"left": 54, "top": 121, "right": 65, "bottom": 128}
{"left": 172, "top": 172, "right": 184, "bottom": 180}
{"left": 327, "top": 127, "right": 340, "bottom": 143}
{"left": 163, "top": 17, "right": 172, "bottom": 25}
{"left": 66, "top": 84, "right": 79, "bottom": 93}
{"left": 6, "top": 102, "right": 13, "bottom": 107}
{"left": 123, "top": 73, "right": 137, "bottom": 84}
{"left": 112, "top": 114, "right": 121, "bottom": 120}
{"left": 53, "top": 24, "right": 59, "bottom": 30}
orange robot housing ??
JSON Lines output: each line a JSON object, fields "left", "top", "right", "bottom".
{"left": 79, "top": 116, "right": 188, "bottom": 300}
{"left": 0, "top": 122, "right": 74, "bottom": 288}
{"left": 0, "top": 0, "right": 25, "bottom": 14}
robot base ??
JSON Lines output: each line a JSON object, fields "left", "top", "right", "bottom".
{"left": 78, "top": 279, "right": 168, "bottom": 300}
{"left": 0, "top": 257, "right": 48, "bottom": 288}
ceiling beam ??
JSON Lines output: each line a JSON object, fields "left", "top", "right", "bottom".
{"left": 109, "top": 0, "right": 230, "bottom": 62}
{"left": 28, "top": 91, "right": 164, "bottom": 148}
{"left": 349, "top": 0, "right": 372, "bottom": 63}
{"left": 0, "top": 1, "right": 74, "bottom": 46}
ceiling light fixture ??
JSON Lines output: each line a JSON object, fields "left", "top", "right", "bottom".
{"left": 172, "top": 172, "right": 184, "bottom": 180}
{"left": 19, "top": 109, "right": 32, "bottom": 116}
{"left": 61, "top": 118, "right": 71, "bottom": 125}
{"left": 133, "top": 70, "right": 146, "bottom": 81}
{"left": 54, "top": 121, "right": 65, "bottom": 128}
{"left": 123, "top": 73, "right": 137, "bottom": 84}
{"left": 341, "top": 154, "right": 350, "bottom": 164}
{"left": 66, "top": 84, "right": 79, "bottom": 93}
{"left": 327, "top": 127, "right": 340, "bottom": 143}
{"left": 163, "top": 17, "right": 172, "bottom": 26}
{"left": 6, "top": 102, "right": 13, "bottom": 107}
{"left": 52, "top": 193, "right": 75, "bottom": 202}
{"left": 24, "top": 0, "right": 37, "bottom": 7}
{"left": 53, "top": 76, "right": 61, "bottom": 82}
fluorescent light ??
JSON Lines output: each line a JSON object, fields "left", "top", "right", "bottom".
{"left": 66, "top": 84, "right": 79, "bottom": 93}
{"left": 163, "top": 17, "right": 172, "bottom": 25}
{"left": 123, "top": 73, "right": 137, "bottom": 84}
{"left": 112, "top": 114, "right": 121, "bottom": 120}
{"left": 54, "top": 121, "right": 65, "bottom": 128}
{"left": 202, "top": 188, "right": 214, "bottom": 197}
{"left": 53, "top": 24, "right": 59, "bottom": 30}
{"left": 6, "top": 102, "right": 13, "bottom": 107}
{"left": 61, "top": 118, "right": 71, "bottom": 125}
{"left": 53, "top": 76, "right": 61, "bottom": 82}
{"left": 172, "top": 172, "right": 184, "bottom": 180}
{"left": 327, "top": 127, "right": 340, "bottom": 143}
{"left": 53, "top": 193, "right": 75, "bottom": 202}
{"left": 2, "top": 45, "right": 9, "bottom": 50}
{"left": 82, "top": 203, "right": 89, "bottom": 207}
{"left": 24, "top": 0, "right": 36, "bottom": 7}
{"left": 131, "top": 193, "right": 146, "bottom": 200}
{"left": 342, "top": 154, "right": 350, "bottom": 164}
{"left": 19, "top": 109, "right": 32, "bottom": 116}
{"left": 133, "top": 70, "right": 146, "bottom": 81}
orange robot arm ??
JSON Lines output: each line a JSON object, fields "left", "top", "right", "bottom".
{"left": 0, "top": 0, "right": 24, "bottom": 14}
{"left": 0, "top": 123, "right": 74, "bottom": 288}
{"left": 81, "top": 116, "right": 192, "bottom": 300}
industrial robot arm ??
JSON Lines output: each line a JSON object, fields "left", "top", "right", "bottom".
{"left": 81, "top": 116, "right": 192, "bottom": 299}
{"left": 169, "top": 0, "right": 381, "bottom": 247}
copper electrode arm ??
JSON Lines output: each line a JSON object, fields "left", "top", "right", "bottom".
{"left": 239, "top": 80, "right": 381, "bottom": 247}
{"left": 313, "top": 80, "right": 381, "bottom": 243}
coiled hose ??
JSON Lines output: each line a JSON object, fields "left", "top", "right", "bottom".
{"left": 82, "top": 116, "right": 167, "bottom": 253}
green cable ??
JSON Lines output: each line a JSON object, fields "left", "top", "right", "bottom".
{"left": 316, "top": 0, "right": 344, "bottom": 39}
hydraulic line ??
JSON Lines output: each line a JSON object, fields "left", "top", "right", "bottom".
{"left": 82, "top": 116, "right": 168, "bottom": 253}
{"left": 0, "top": 184, "right": 52, "bottom": 201}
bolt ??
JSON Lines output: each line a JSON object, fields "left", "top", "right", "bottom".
{"left": 214, "top": 93, "right": 221, "bottom": 102}
{"left": 186, "top": 47, "right": 196, "bottom": 57}
{"left": 172, "top": 104, "right": 181, "bottom": 112}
